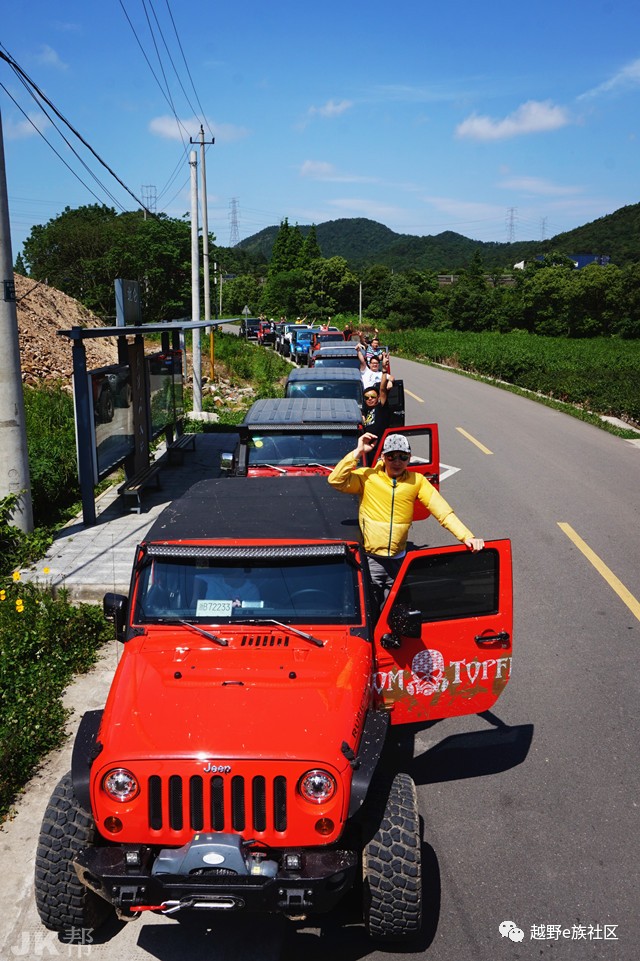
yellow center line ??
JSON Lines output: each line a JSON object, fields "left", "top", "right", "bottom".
{"left": 456, "top": 427, "right": 493, "bottom": 455}
{"left": 558, "top": 522, "right": 640, "bottom": 622}
{"left": 404, "top": 388, "right": 424, "bottom": 404}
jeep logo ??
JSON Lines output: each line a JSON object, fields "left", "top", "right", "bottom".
{"left": 203, "top": 763, "right": 232, "bottom": 774}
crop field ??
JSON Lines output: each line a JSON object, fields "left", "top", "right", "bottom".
{"left": 385, "top": 329, "right": 640, "bottom": 424}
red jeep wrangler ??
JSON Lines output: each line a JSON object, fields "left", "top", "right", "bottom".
{"left": 34, "top": 477, "right": 512, "bottom": 941}
{"left": 223, "top": 398, "right": 434, "bottom": 483}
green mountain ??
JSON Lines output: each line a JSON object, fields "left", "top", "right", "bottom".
{"left": 236, "top": 204, "right": 640, "bottom": 272}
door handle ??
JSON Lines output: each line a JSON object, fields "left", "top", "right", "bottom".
{"left": 475, "top": 630, "right": 510, "bottom": 649}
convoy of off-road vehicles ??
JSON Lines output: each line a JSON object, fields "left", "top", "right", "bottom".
{"left": 34, "top": 321, "right": 514, "bottom": 946}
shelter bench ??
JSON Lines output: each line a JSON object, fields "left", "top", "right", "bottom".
{"left": 167, "top": 432, "right": 197, "bottom": 465}
{"left": 118, "top": 461, "right": 163, "bottom": 514}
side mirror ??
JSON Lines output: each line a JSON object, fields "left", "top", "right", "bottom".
{"left": 219, "top": 451, "right": 235, "bottom": 472}
{"left": 103, "top": 592, "right": 128, "bottom": 643}
{"left": 382, "top": 602, "right": 422, "bottom": 648}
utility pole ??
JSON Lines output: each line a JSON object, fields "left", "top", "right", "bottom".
{"left": 189, "top": 150, "right": 201, "bottom": 412}
{"left": 0, "top": 110, "right": 33, "bottom": 533}
{"left": 191, "top": 127, "right": 215, "bottom": 378}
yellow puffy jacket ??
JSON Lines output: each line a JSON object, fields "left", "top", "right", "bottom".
{"left": 328, "top": 452, "right": 473, "bottom": 557}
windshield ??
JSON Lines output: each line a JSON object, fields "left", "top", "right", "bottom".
{"left": 135, "top": 554, "right": 361, "bottom": 625}
{"left": 314, "top": 355, "right": 361, "bottom": 369}
{"left": 287, "top": 381, "right": 362, "bottom": 402}
{"left": 247, "top": 431, "right": 357, "bottom": 466}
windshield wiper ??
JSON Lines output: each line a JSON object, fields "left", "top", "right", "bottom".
{"left": 260, "top": 463, "right": 287, "bottom": 474}
{"left": 232, "top": 617, "right": 325, "bottom": 647}
{"left": 177, "top": 619, "right": 228, "bottom": 646}
{"left": 306, "top": 462, "right": 332, "bottom": 471}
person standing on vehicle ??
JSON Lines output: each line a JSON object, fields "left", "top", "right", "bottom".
{"left": 361, "top": 373, "right": 394, "bottom": 464}
{"left": 359, "top": 348, "right": 390, "bottom": 390}
{"left": 328, "top": 431, "right": 484, "bottom": 604}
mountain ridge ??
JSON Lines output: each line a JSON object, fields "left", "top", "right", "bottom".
{"left": 236, "top": 204, "right": 640, "bottom": 271}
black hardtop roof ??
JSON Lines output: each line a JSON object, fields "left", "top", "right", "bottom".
{"left": 286, "top": 367, "right": 362, "bottom": 383}
{"left": 146, "top": 476, "right": 361, "bottom": 543}
{"left": 314, "top": 346, "right": 359, "bottom": 358}
{"left": 242, "top": 397, "right": 363, "bottom": 427}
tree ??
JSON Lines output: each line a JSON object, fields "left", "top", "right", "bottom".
{"left": 304, "top": 257, "right": 358, "bottom": 320}
{"left": 22, "top": 205, "right": 196, "bottom": 322}
{"left": 13, "top": 252, "right": 27, "bottom": 275}
{"left": 300, "top": 225, "right": 322, "bottom": 265}
{"left": 221, "top": 275, "right": 263, "bottom": 316}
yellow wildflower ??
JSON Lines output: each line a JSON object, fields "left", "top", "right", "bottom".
{"left": 12, "top": 571, "right": 21, "bottom": 582}
{"left": 16, "top": 599, "right": 24, "bottom": 613}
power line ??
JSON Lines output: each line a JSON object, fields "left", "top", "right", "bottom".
{"left": 0, "top": 79, "right": 123, "bottom": 211}
{"left": 0, "top": 46, "right": 152, "bottom": 216}
{"left": 164, "top": 0, "right": 214, "bottom": 136}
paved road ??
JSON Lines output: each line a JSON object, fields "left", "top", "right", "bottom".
{"left": 2, "top": 354, "right": 639, "bottom": 961}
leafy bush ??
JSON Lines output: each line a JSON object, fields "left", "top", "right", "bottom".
{"left": 0, "top": 578, "right": 111, "bottom": 819}
{"left": 209, "top": 331, "right": 289, "bottom": 393}
{"left": 24, "top": 384, "right": 79, "bottom": 525}
{"left": 0, "top": 494, "right": 53, "bottom": 578}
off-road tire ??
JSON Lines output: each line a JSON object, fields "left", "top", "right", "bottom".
{"left": 362, "top": 772, "right": 422, "bottom": 940}
{"left": 96, "top": 386, "right": 114, "bottom": 423}
{"left": 34, "top": 772, "right": 113, "bottom": 933}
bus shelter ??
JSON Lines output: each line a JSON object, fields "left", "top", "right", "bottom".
{"left": 59, "top": 319, "right": 225, "bottom": 526}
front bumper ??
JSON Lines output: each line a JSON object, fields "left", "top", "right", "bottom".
{"left": 74, "top": 844, "right": 358, "bottom": 920}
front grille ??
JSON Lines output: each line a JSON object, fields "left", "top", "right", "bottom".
{"left": 148, "top": 773, "right": 288, "bottom": 834}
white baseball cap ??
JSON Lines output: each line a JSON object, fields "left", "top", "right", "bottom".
{"left": 381, "top": 434, "right": 411, "bottom": 455}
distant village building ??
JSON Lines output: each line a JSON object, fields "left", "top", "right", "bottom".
{"left": 513, "top": 254, "right": 610, "bottom": 270}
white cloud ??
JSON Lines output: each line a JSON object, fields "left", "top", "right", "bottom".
{"left": 308, "top": 99, "right": 353, "bottom": 119}
{"left": 456, "top": 100, "right": 570, "bottom": 141}
{"left": 298, "top": 160, "right": 377, "bottom": 184}
{"left": 578, "top": 57, "right": 640, "bottom": 100}
{"left": 499, "top": 176, "right": 583, "bottom": 196}
{"left": 35, "top": 45, "right": 68, "bottom": 70}
{"left": 149, "top": 115, "right": 249, "bottom": 143}
{"left": 4, "top": 112, "right": 51, "bottom": 140}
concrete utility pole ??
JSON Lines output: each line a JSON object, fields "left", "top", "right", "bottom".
{"left": 190, "top": 150, "right": 202, "bottom": 412}
{"left": 0, "top": 110, "right": 33, "bottom": 533}
{"left": 191, "top": 126, "right": 215, "bottom": 379}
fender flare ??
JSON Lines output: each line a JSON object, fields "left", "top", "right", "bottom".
{"left": 71, "top": 710, "right": 103, "bottom": 811}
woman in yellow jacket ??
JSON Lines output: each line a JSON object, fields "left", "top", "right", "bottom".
{"left": 328, "top": 431, "right": 484, "bottom": 603}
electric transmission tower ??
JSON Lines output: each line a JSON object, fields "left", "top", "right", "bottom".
{"left": 506, "top": 207, "right": 517, "bottom": 243}
{"left": 229, "top": 197, "right": 240, "bottom": 246}
{"left": 540, "top": 216, "right": 548, "bottom": 241}
{"left": 141, "top": 185, "right": 157, "bottom": 219}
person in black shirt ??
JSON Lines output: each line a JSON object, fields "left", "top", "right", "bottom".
{"left": 361, "top": 372, "right": 394, "bottom": 465}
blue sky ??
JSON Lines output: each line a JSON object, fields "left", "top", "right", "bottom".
{"left": 2, "top": 0, "right": 639, "bottom": 258}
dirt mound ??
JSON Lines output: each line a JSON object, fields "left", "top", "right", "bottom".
{"left": 14, "top": 273, "right": 118, "bottom": 384}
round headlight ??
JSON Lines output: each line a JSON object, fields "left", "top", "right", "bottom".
{"left": 298, "top": 770, "right": 337, "bottom": 805}
{"left": 103, "top": 768, "right": 139, "bottom": 803}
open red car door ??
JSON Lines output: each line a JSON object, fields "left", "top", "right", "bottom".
{"left": 373, "top": 540, "right": 513, "bottom": 725}
{"left": 371, "top": 423, "right": 440, "bottom": 519}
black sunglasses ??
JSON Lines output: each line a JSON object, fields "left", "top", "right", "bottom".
{"left": 384, "top": 451, "right": 410, "bottom": 461}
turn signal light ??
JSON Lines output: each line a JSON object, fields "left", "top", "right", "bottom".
{"left": 315, "top": 818, "right": 334, "bottom": 836}
{"left": 103, "top": 816, "right": 123, "bottom": 834}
